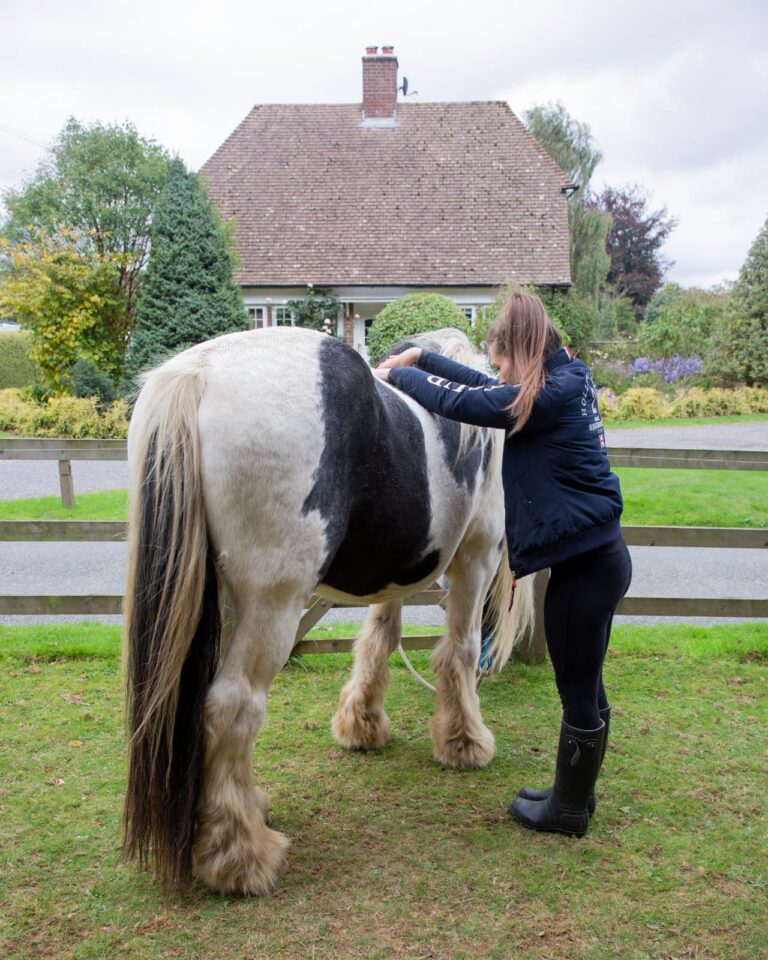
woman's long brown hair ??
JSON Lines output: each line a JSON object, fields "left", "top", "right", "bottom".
{"left": 488, "top": 291, "right": 563, "bottom": 433}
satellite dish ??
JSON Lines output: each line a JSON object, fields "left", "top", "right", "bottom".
{"left": 399, "top": 77, "right": 409, "bottom": 96}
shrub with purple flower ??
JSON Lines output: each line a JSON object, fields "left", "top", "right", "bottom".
{"left": 630, "top": 355, "right": 703, "bottom": 384}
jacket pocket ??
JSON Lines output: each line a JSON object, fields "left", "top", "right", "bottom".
{"left": 510, "top": 480, "right": 547, "bottom": 526}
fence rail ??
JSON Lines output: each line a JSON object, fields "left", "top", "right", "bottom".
{"left": 2, "top": 439, "right": 767, "bottom": 660}
{"left": 3, "top": 520, "right": 766, "bottom": 550}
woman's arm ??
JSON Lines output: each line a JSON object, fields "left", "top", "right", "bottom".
{"left": 416, "top": 350, "right": 499, "bottom": 388}
{"left": 388, "top": 365, "right": 515, "bottom": 429}
{"left": 378, "top": 347, "right": 498, "bottom": 388}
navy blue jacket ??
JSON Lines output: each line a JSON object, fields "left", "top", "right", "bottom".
{"left": 388, "top": 347, "right": 623, "bottom": 578}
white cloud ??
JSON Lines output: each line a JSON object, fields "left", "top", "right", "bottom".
{"left": 1, "top": 0, "right": 766, "bottom": 287}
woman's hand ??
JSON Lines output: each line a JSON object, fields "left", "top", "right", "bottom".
{"left": 377, "top": 347, "right": 422, "bottom": 370}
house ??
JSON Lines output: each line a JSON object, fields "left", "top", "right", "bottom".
{"left": 201, "top": 46, "right": 571, "bottom": 356}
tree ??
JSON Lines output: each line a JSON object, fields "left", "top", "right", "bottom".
{"left": 1, "top": 117, "right": 170, "bottom": 343}
{"left": 0, "top": 228, "right": 125, "bottom": 391}
{"left": 594, "top": 185, "right": 676, "bottom": 317}
{"left": 525, "top": 103, "right": 612, "bottom": 305}
{"left": 122, "top": 159, "right": 248, "bottom": 384}
{"left": 707, "top": 216, "right": 768, "bottom": 385}
{"left": 638, "top": 282, "right": 726, "bottom": 360}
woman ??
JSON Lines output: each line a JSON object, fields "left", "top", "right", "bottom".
{"left": 376, "top": 291, "right": 632, "bottom": 837}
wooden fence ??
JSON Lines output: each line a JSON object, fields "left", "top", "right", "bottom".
{"left": 1, "top": 437, "right": 767, "bottom": 662}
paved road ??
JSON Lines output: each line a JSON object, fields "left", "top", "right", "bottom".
{"left": 1, "top": 422, "right": 765, "bottom": 627}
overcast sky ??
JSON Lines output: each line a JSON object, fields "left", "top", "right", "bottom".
{"left": 2, "top": 0, "right": 766, "bottom": 289}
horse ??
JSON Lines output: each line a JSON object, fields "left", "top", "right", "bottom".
{"left": 122, "top": 324, "right": 534, "bottom": 896}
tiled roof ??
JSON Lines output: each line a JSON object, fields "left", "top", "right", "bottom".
{"left": 201, "top": 102, "right": 571, "bottom": 287}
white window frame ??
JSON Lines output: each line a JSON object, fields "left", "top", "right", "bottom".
{"left": 247, "top": 306, "right": 267, "bottom": 329}
{"left": 273, "top": 306, "right": 295, "bottom": 326}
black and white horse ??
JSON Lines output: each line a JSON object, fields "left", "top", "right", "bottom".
{"left": 122, "top": 325, "right": 533, "bottom": 895}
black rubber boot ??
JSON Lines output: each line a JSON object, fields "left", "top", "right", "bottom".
{"left": 515, "top": 706, "right": 611, "bottom": 816}
{"left": 508, "top": 719, "right": 606, "bottom": 837}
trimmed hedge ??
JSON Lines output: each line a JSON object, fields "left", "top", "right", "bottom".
{"left": 367, "top": 294, "right": 472, "bottom": 365}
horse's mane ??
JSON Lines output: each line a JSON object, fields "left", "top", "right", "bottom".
{"left": 403, "top": 327, "right": 496, "bottom": 461}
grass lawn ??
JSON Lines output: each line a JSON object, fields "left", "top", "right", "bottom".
{"left": 1, "top": 466, "right": 765, "bottom": 528}
{"left": 0, "top": 621, "right": 766, "bottom": 960}
{"left": 607, "top": 413, "right": 768, "bottom": 429}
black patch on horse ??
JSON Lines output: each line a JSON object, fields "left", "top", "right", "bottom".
{"left": 435, "top": 417, "right": 483, "bottom": 493}
{"left": 302, "top": 337, "right": 440, "bottom": 596}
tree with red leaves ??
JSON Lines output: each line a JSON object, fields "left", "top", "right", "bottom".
{"left": 594, "top": 185, "right": 677, "bottom": 318}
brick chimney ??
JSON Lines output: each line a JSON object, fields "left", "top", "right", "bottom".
{"left": 361, "top": 45, "right": 398, "bottom": 126}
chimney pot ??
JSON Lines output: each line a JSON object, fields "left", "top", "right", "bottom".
{"left": 382, "top": 45, "right": 394, "bottom": 55}
{"left": 365, "top": 45, "right": 378, "bottom": 55}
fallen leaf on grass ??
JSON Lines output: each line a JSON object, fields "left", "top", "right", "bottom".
{"left": 46, "top": 777, "right": 65, "bottom": 787}
{"left": 68, "top": 740, "right": 82, "bottom": 748}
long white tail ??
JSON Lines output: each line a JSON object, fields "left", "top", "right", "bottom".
{"left": 122, "top": 352, "right": 221, "bottom": 888}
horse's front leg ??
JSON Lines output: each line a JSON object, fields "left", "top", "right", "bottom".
{"left": 194, "top": 600, "right": 296, "bottom": 896}
{"left": 332, "top": 600, "right": 402, "bottom": 750}
{"left": 431, "top": 545, "right": 497, "bottom": 770}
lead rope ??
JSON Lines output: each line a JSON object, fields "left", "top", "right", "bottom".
{"left": 397, "top": 640, "right": 490, "bottom": 693}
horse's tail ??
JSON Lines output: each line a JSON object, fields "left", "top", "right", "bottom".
{"left": 122, "top": 353, "right": 221, "bottom": 888}
{"left": 483, "top": 553, "right": 535, "bottom": 673}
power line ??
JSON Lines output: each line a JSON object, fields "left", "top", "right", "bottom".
{"left": 0, "top": 123, "right": 47, "bottom": 148}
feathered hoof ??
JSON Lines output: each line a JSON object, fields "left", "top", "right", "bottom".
{"left": 331, "top": 689, "right": 390, "bottom": 751}
{"left": 194, "top": 817, "right": 289, "bottom": 896}
{"left": 432, "top": 720, "right": 496, "bottom": 770}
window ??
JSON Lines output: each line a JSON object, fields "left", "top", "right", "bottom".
{"left": 247, "top": 306, "right": 267, "bottom": 329}
{"left": 459, "top": 306, "right": 476, "bottom": 325}
{"left": 274, "top": 306, "right": 294, "bottom": 326}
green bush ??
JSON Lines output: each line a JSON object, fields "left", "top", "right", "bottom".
{"left": 0, "top": 388, "right": 128, "bottom": 438}
{"left": 615, "top": 388, "right": 670, "bottom": 420}
{"left": 669, "top": 387, "right": 751, "bottom": 418}
{"left": 0, "top": 330, "right": 42, "bottom": 389}
{"left": 367, "top": 294, "right": 472, "bottom": 365}
{"left": 63, "top": 359, "right": 117, "bottom": 407}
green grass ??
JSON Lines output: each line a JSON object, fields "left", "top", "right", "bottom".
{"left": 0, "top": 621, "right": 766, "bottom": 959}
{"left": 1, "top": 466, "right": 765, "bottom": 529}
{"left": 0, "top": 488, "right": 128, "bottom": 521}
{"left": 616, "top": 467, "right": 767, "bottom": 527}
{"left": 607, "top": 413, "right": 768, "bottom": 429}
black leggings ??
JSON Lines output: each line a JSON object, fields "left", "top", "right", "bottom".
{"left": 544, "top": 535, "right": 633, "bottom": 729}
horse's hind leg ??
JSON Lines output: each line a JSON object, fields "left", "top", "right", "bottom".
{"left": 194, "top": 591, "right": 299, "bottom": 896}
{"left": 332, "top": 600, "right": 402, "bottom": 750}
{"left": 431, "top": 539, "right": 498, "bottom": 770}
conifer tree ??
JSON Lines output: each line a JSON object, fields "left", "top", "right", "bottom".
{"left": 709, "top": 214, "right": 768, "bottom": 385}
{"left": 122, "top": 159, "right": 247, "bottom": 385}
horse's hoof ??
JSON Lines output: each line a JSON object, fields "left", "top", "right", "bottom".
{"left": 331, "top": 693, "right": 390, "bottom": 751}
{"left": 194, "top": 822, "right": 290, "bottom": 896}
{"left": 432, "top": 723, "right": 496, "bottom": 770}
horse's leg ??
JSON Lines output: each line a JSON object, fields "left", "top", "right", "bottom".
{"left": 194, "top": 590, "right": 300, "bottom": 896}
{"left": 431, "top": 539, "right": 498, "bottom": 770}
{"left": 332, "top": 600, "right": 403, "bottom": 750}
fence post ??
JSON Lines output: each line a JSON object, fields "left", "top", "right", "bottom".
{"left": 58, "top": 459, "right": 75, "bottom": 507}
{"left": 515, "top": 568, "right": 549, "bottom": 664}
